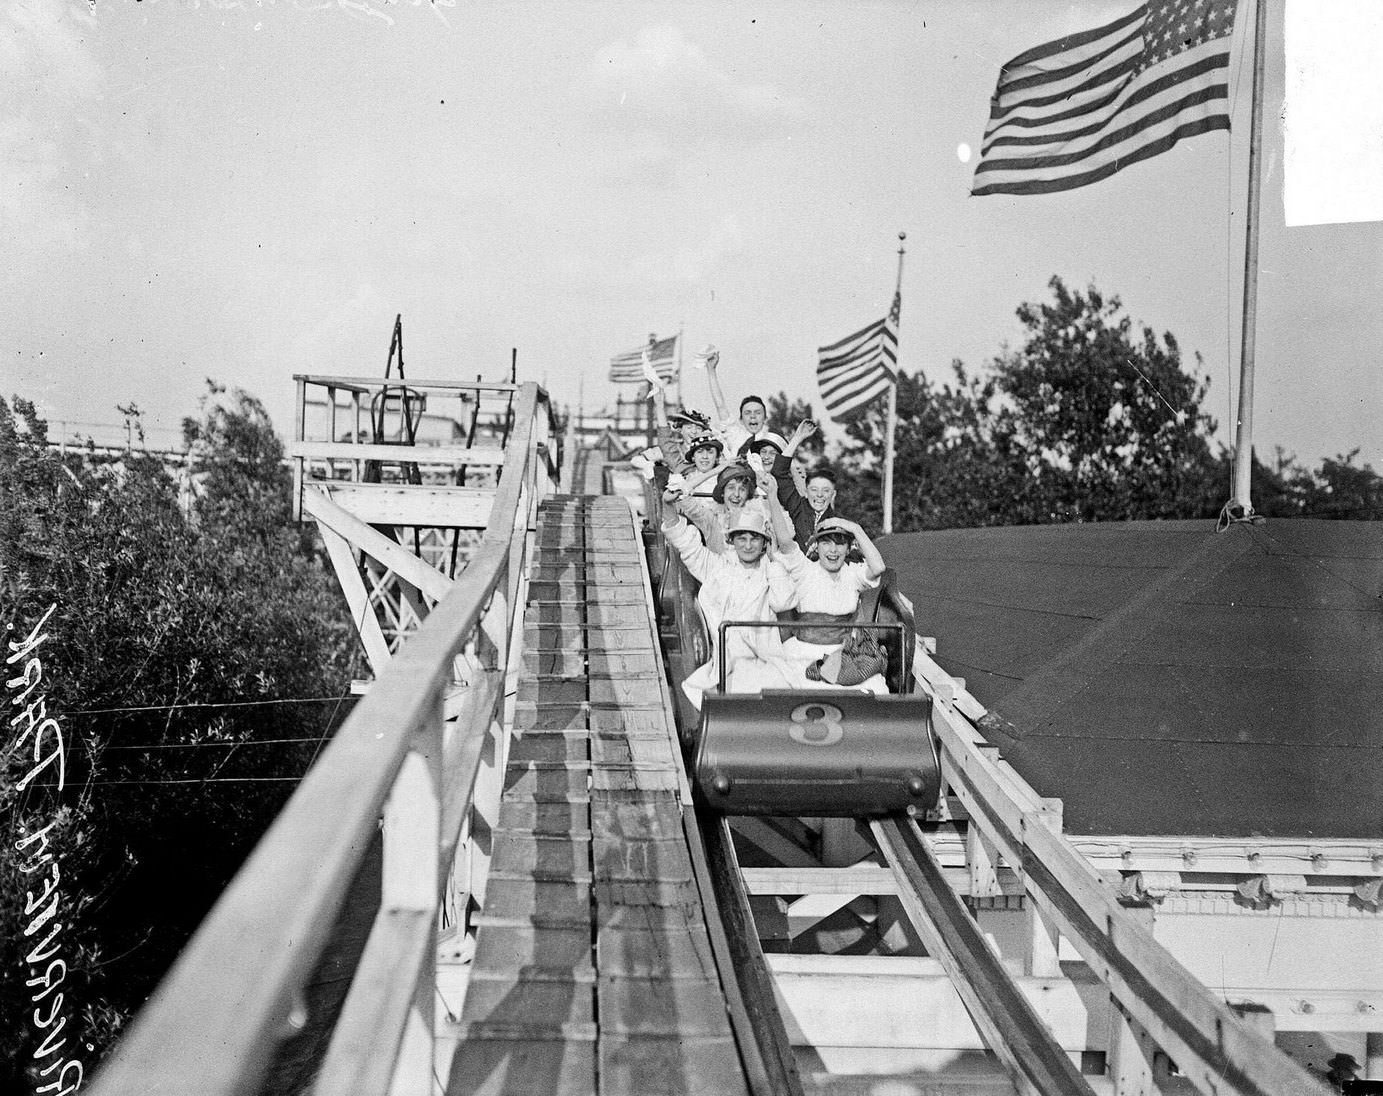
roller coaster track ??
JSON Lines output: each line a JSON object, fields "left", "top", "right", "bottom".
{"left": 86, "top": 381, "right": 1330, "bottom": 1096}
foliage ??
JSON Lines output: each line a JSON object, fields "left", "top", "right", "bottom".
{"left": 765, "top": 392, "right": 825, "bottom": 460}
{"left": 834, "top": 277, "right": 1226, "bottom": 530}
{"left": 1, "top": 385, "right": 355, "bottom": 1085}
{"left": 1249, "top": 446, "right": 1383, "bottom": 521}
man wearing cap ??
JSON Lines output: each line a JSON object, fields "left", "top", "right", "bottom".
{"left": 660, "top": 483, "right": 797, "bottom": 709}
{"left": 770, "top": 419, "right": 838, "bottom": 550}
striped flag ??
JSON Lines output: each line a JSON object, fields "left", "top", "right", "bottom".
{"left": 609, "top": 334, "right": 678, "bottom": 384}
{"left": 816, "top": 291, "right": 900, "bottom": 421}
{"left": 972, "top": 0, "right": 1239, "bottom": 196}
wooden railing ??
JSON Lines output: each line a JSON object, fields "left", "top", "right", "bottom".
{"left": 907, "top": 641, "right": 1332, "bottom": 1096}
{"left": 288, "top": 376, "right": 559, "bottom": 510}
{"left": 88, "top": 383, "right": 559, "bottom": 1096}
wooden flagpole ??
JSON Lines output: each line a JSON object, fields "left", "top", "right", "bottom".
{"left": 1226, "top": 0, "right": 1268, "bottom": 524}
{"left": 883, "top": 232, "right": 906, "bottom": 535}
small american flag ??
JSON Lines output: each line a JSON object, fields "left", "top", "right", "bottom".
{"left": 609, "top": 335, "right": 678, "bottom": 384}
{"left": 816, "top": 291, "right": 900, "bottom": 421}
{"left": 973, "top": 0, "right": 1239, "bottom": 196}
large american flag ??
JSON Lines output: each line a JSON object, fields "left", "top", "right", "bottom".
{"left": 609, "top": 334, "right": 678, "bottom": 384}
{"left": 816, "top": 290, "right": 899, "bottom": 421}
{"left": 972, "top": 0, "right": 1239, "bottom": 196}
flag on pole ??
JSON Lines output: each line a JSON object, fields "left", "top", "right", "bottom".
{"left": 972, "top": 0, "right": 1238, "bottom": 196}
{"left": 609, "top": 335, "right": 678, "bottom": 384}
{"left": 816, "top": 291, "right": 900, "bottom": 421}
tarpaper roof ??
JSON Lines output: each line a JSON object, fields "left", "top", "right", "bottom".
{"left": 880, "top": 520, "right": 1383, "bottom": 838}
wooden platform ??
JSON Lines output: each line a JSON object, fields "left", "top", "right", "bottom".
{"left": 440, "top": 496, "right": 750, "bottom": 1095}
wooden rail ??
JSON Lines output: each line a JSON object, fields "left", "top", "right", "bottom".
{"left": 88, "top": 383, "right": 558, "bottom": 1096}
{"left": 908, "top": 642, "right": 1333, "bottom": 1096}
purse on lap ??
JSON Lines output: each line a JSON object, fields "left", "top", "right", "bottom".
{"left": 805, "top": 626, "right": 887, "bottom": 686}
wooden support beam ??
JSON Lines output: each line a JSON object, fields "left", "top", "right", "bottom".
{"left": 968, "top": 821, "right": 1003, "bottom": 900}
{"left": 931, "top": 694, "right": 1334, "bottom": 1096}
{"left": 292, "top": 440, "right": 508, "bottom": 465}
{"left": 304, "top": 488, "right": 454, "bottom": 604}
{"left": 319, "top": 482, "right": 493, "bottom": 528}
{"left": 313, "top": 907, "right": 435, "bottom": 1096}
{"left": 319, "top": 523, "right": 393, "bottom": 677}
{"left": 872, "top": 816, "right": 1098, "bottom": 1096}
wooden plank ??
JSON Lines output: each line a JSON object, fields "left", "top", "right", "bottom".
{"left": 314, "top": 907, "right": 434, "bottom": 1096}
{"left": 743, "top": 866, "right": 900, "bottom": 895}
{"left": 318, "top": 523, "right": 393, "bottom": 676}
{"left": 292, "top": 440, "right": 508, "bottom": 464}
{"left": 933, "top": 699, "right": 1333, "bottom": 1096}
{"left": 871, "top": 816, "right": 1098, "bottom": 1096}
{"left": 304, "top": 489, "right": 458, "bottom": 603}
{"left": 767, "top": 954, "right": 1112, "bottom": 1054}
{"left": 85, "top": 385, "right": 556, "bottom": 1096}
{"left": 443, "top": 1034, "right": 595, "bottom": 1096}
{"left": 314, "top": 481, "right": 493, "bottom": 527}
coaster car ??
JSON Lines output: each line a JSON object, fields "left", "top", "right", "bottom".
{"left": 692, "top": 618, "right": 941, "bottom": 818}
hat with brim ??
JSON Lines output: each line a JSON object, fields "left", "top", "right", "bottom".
{"left": 745, "top": 431, "right": 789, "bottom": 455}
{"left": 669, "top": 408, "right": 711, "bottom": 429}
{"left": 724, "top": 510, "right": 771, "bottom": 542}
{"left": 685, "top": 433, "right": 723, "bottom": 458}
{"left": 712, "top": 464, "right": 756, "bottom": 504}
{"left": 807, "top": 523, "right": 854, "bottom": 548}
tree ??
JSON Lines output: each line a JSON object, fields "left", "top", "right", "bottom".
{"left": 836, "top": 364, "right": 1023, "bottom": 531}
{"left": 988, "top": 277, "right": 1223, "bottom": 522}
{"left": 765, "top": 392, "right": 825, "bottom": 461}
{"left": 834, "top": 277, "right": 1226, "bottom": 532}
{"left": 1302, "top": 449, "right": 1383, "bottom": 520}
{"left": 1, "top": 386, "right": 355, "bottom": 1085}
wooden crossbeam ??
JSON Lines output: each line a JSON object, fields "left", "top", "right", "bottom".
{"left": 872, "top": 816, "right": 1098, "bottom": 1096}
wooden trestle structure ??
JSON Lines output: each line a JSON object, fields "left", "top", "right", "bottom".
{"left": 87, "top": 376, "right": 1335, "bottom": 1096}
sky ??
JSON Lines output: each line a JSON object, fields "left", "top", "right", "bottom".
{"left": 3, "top": 0, "right": 1380, "bottom": 476}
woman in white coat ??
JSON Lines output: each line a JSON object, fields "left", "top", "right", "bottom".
{"left": 660, "top": 483, "right": 797, "bottom": 709}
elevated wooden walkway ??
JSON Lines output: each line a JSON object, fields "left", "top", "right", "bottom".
{"left": 441, "top": 495, "right": 750, "bottom": 1095}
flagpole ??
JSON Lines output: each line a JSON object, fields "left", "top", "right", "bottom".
{"left": 883, "top": 232, "right": 905, "bottom": 535}
{"left": 1225, "top": 0, "right": 1268, "bottom": 525}
{"left": 677, "top": 323, "right": 684, "bottom": 410}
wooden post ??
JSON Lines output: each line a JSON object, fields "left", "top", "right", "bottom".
{"left": 293, "top": 376, "right": 307, "bottom": 520}
{"left": 882, "top": 382, "right": 897, "bottom": 535}
{"left": 1228, "top": 0, "right": 1268, "bottom": 520}
{"left": 882, "top": 232, "right": 905, "bottom": 535}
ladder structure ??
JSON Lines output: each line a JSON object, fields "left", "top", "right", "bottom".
{"left": 86, "top": 375, "right": 1347, "bottom": 1096}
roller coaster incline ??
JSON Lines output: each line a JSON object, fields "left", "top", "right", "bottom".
{"left": 86, "top": 380, "right": 1331, "bottom": 1096}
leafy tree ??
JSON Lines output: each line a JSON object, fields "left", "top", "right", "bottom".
{"left": 765, "top": 392, "right": 825, "bottom": 460}
{"left": 835, "top": 364, "right": 1023, "bottom": 531}
{"left": 987, "top": 277, "right": 1223, "bottom": 522}
{"left": 1, "top": 386, "right": 355, "bottom": 1085}
{"left": 835, "top": 277, "right": 1225, "bottom": 531}
{"left": 1302, "top": 449, "right": 1383, "bottom": 520}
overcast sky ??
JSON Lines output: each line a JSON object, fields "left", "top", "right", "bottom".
{"left": 4, "top": 0, "right": 1379, "bottom": 475}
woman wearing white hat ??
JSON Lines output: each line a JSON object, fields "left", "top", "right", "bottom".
{"left": 660, "top": 483, "right": 797, "bottom": 709}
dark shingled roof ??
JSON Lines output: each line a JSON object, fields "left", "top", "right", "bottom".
{"left": 879, "top": 519, "right": 1383, "bottom": 839}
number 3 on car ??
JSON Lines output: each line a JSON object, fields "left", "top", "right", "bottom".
{"left": 788, "top": 702, "right": 845, "bottom": 746}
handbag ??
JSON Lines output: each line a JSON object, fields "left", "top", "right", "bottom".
{"left": 805, "top": 626, "right": 887, "bottom": 687}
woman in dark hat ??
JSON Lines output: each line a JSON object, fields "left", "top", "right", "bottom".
{"left": 682, "top": 433, "right": 729, "bottom": 497}
{"left": 675, "top": 462, "right": 773, "bottom": 555}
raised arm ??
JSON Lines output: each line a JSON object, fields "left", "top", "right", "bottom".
{"left": 702, "top": 347, "right": 731, "bottom": 424}
{"left": 820, "top": 518, "right": 885, "bottom": 579}
{"left": 662, "top": 487, "right": 717, "bottom": 583}
{"left": 756, "top": 470, "right": 797, "bottom": 552}
{"left": 783, "top": 418, "right": 818, "bottom": 457}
